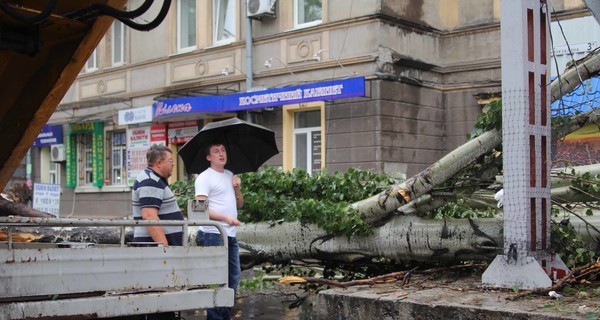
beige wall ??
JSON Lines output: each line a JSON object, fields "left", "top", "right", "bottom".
{"left": 48, "top": 0, "right": 592, "bottom": 216}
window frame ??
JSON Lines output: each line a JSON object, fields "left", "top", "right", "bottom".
{"left": 77, "top": 133, "right": 94, "bottom": 186}
{"left": 213, "top": 0, "right": 236, "bottom": 46}
{"left": 293, "top": 0, "right": 323, "bottom": 29}
{"left": 292, "top": 111, "right": 322, "bottom": 173}
{"left": 282, "top": 102, "right": 326, "bottom": 172}
{"left": 109, "top": 130, "right": 127, "bottom": 186}
{"left": 85, "top": 49, "right": 98, "bottom": 72}
{"left": 48, "top": 161, "right": 60, "bottom": 185}
{"left": 111, "top": 20, "right": 126, "bottom": 66}
{"left": 177, "top": 0, "right": 197, "bottom": 53}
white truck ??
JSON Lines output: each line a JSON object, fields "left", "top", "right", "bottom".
{"left": 0, "top": 201, "right": 233, "bottom": 319}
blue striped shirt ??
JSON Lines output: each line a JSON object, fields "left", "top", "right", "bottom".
{"left": 132, "top": 167, "right": 184, "bottom": 245}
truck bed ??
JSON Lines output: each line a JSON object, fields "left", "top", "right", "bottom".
{"left": 0, "top": 217, "right": 234, "bottom": 319}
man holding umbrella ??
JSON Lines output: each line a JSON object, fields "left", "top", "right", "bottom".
{"left": 195, "top": 141, "right": 243, "bottom": 320}
{"left": 179, "top": 117, "right": 278, "bottom": 319}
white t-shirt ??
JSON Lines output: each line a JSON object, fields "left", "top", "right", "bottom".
{"left": 195, "top": 167, "right": 238, "bottom": 237}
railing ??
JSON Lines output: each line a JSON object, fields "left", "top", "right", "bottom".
{"left": 0, "top": 208, "right": 234, "bottom": 319}
{"left": 0, "top": 215, "right": 225, "bottom": 249}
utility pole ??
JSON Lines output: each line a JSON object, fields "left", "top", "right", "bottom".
{"left": 482, "top": 0, "right": 568, "bottom": 290}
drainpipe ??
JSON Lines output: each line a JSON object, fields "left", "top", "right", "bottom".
{"left": 245, "top": 16, "right": 254, "bottom": 123}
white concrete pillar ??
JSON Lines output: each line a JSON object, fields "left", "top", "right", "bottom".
{"left": 482, "top": 0, "right": 568, "bottom": 290}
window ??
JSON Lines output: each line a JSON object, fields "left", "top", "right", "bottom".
{"left": 85, "top": 49, "right": 98, "bottom": 72}
{"left": 78, "top": 133, "right": 94, "bottom": 186}
{"left": 213, "top": 0, "right": 236, "bottom": 45}
{"left": 177, "top": 0, "right": 197, "bottom": 52}
{"left": 49, "top": 162, "right": 60, "bottom": 185}
{"left": 294, "top": 0, "right": 322, "bottom": 28}
{"left": 110, "top": 131, "right": 127, "bottom": 185}
{"left": 293, "top": 110, "right": 322, "bottom": 173}
{"left": 40, "top": 147, "right": 61, "bottom": 185}
{"left": 111, "top": 20, "right": 126, "bottom": 66}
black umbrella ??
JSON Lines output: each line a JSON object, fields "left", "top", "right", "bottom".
{"left": 178, "top": 118, "right": 279, "bottom": 174}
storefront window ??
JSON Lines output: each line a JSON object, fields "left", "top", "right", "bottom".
{"left": 110, "top": 131, "right": 127, "bottom": 185}
{"left": 49, "top": 161, "right": 60, "bottom": 185}
{"left": 66, "top": 122, "right": 104, "bottom": 189}
{"left": 78, "top": 133, "right": 94, "bottom": 185}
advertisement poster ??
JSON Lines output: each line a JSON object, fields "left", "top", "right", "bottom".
{"left": 32, "top": 183, "right": 60, "bottom": 217}
{"left": 167, "top": 121, "right": 198, "bottom": 144}
{"left": 553, "top": 123, "right": 600, "bottom": 167}
{"left": 151, "top": 124, "right": 167, "bottom": 146}
{"left": 127, "top": 127, "right": 151, "bottom": 186}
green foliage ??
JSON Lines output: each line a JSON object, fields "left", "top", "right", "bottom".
{"left": 170, "top": 167, "right": 398, "bottom": 236}
{"left": 170, "top": 179, "right": 195, "bottom": 215}
{"left": 431, "top": 199, "right": 497, "bottom": 219}
{"left": 550, "top": 169, "right": 600, "bottom": 268}
{"left": 551, "top": 216, "right": 597, "bottom": 268}
{"left": 467, "top": 99, "right": 502, "bottom": 140}
{"left": 240, "top": 167, "right": 398, "bottom": 236}
{"left": 238, "top": 269, "right": 276, "bottom": 290}
{"left": 551, "top": 221, "right": 596, "bottom": 268}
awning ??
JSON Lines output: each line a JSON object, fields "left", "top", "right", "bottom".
{"left": 152, "top": 77, "right": 366, "bottom": 119}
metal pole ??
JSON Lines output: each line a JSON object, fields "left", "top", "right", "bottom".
{"left": 245, "top": 14, "right": 254, "bottom": 123}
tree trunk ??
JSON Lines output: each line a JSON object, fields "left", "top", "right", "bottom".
{"left": 352, "top": 129, "right": 502, "bottom": 224}
{"left": 237, "top": 214, "right": 600, "bottom": 266}
{"left": 1, "top": 227, "right": 131, "bottom": 244}
{"left": 0, "top": 199, "right": 54, "bottom": 218}
{"left": 236, "top": 216, "right": 502, "bottom": 264}
{"left": 352, "top": 49, "right": 600, "bottom": 224}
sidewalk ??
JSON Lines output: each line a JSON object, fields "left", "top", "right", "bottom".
{"left": 314, "top": 273, "right": 598, "bottom": 320}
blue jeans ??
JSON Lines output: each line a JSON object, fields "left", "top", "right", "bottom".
{"left": 196, "top": 231, "right": 240, "bottom": 320}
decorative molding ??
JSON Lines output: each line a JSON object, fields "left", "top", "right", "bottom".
{"left": 196, "top": 60, "right": 207, "bottom": 76}
{"left": 171, "top": 56, "right": 235, "bottom": 83}
{"left": 79, "top": 74, "right": 127, "bottom": 99}
{"left": 287, "top": 38, "right": 321, "bottom": 63}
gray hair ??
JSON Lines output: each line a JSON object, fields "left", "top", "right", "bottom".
{"left": 147, "top": 144, "right": 172, "bottom": 166}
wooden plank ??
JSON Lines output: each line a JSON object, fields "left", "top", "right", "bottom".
{"left": 0, "top": 0, "right": 128, "bottom": 189}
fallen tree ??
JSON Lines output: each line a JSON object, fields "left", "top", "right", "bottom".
{"left": 3, "top": 49, "right": 600, "bottom": 273}
{"left": 234, "top": 49, "right": 600, "bottom": 268}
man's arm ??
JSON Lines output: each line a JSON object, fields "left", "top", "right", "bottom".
{"left": 141, "top": 207, "right": 169, "bottom": 246}
{"left": 195, "top": 195, "right": 240, "bottom": 226}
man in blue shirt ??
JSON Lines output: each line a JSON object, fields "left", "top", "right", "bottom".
{"left": 132, "top": 144, "right": 184, "bottom": 246}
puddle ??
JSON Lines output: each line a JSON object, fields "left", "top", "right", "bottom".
{"left": 180, "top": 289, "right": 315, "bottom": 320}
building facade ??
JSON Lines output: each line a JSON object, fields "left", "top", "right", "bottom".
{"left": 28, "top": 0, "right": 593, "bottom": 218}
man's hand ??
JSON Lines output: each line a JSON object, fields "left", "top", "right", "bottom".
{"left": 225, "top": 216, "right": 241, "bottom": 226}
{"left": 232, "top": 175, "right": 241, "bottom": 189}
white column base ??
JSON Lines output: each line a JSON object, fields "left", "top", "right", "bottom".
{"left": 482, "top": 255, "right": 552, "bottom": 290}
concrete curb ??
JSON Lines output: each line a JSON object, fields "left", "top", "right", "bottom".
{"left": 315, "top": 279, "right": 589, "bottom": 320}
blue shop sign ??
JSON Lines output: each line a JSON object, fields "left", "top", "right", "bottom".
{"left": 33, "top": 124, "right": 63, "bottom": 147}
{"left": 153, "top": 77, "right": 365, "bottom": 118}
